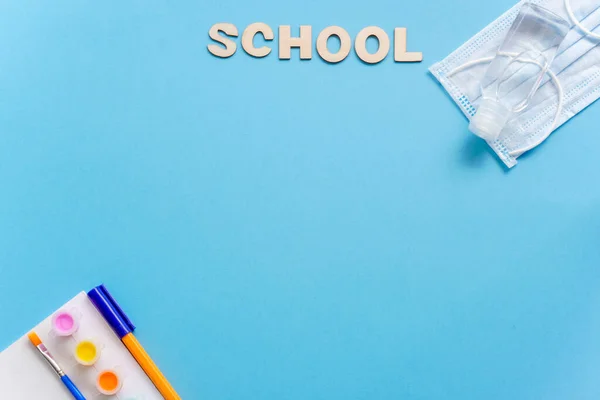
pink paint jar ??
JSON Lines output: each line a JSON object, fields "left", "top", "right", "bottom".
{"left": 51, "top": 309, "right": 79, "bottom": 336}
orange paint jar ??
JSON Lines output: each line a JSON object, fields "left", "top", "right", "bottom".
{"left": 96, "top": 369, "right": 122, "bottom": 395}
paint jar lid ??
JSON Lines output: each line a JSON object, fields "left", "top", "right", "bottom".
{"left": 96, "top": 369, "right": 123, "bottom": 395}
{"left": 51, "top": 309, "right": 79, "bottom": 337}
{"left": 74, "top": 339, "right": 102, "bottom": 366}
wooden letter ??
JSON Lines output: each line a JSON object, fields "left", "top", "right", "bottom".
{"left": 394, "top": 28, "right": 422, "bottom": 62}
{"left": 242, "top": 23, "right": 274, "bottom": 58}
{"left": 279, "top": 25, "right": 312, "bottom": 60}
{"left": 208, "top": 23, "right": 239, "bottom": 58}
{"left": 316, "top": 26, "right": 352, "bottom": 63}
{"left": 354, "top": 26, "right": 390, "bottom": 64}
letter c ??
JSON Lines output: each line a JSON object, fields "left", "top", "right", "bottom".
{"left": 242, "top": 23, "right": 274, "bottom": 58}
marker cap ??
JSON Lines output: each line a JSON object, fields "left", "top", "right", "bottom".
{"left": 87, "top": 284, "right": 135, "bottom": 339}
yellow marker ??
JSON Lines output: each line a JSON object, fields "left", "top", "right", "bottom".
{"left": 122, "top": 333, "right": 181, "bottom": 400}
{"left": 88, "top": 285, "right": 181, "bottom": 400}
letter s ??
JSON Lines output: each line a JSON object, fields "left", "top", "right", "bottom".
{"left": 208, "top": 23, "right": 239, "bottom": 58}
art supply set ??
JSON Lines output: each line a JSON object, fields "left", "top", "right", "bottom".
{"left": 0, "top": 285, "right": 180, "bottom": 400}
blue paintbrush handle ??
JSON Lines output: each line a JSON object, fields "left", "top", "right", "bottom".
{"left": 61, "top": 375, "right": 86, "bottom": 400}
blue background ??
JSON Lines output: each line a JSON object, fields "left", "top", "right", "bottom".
{"left": 1, "top": 0, "right": 600, "bottom": 399}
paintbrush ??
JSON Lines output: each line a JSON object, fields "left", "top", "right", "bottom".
{"left": 28, "top": 332, "right": 86, "bottom": 400}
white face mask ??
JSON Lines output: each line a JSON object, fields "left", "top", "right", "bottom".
{"left": 430, "top": 0, "right": 600, "bottom": 168}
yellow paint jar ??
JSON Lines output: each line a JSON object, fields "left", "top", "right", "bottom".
{"left": 74, "top": 339, "right": 100, "bottom": 366}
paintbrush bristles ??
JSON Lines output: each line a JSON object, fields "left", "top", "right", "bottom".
{"left": 27, "top": 332, "right": 42, "bottom": 346}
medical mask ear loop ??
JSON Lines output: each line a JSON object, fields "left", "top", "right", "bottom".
{"left": 565, "top": 0, "right": 600, "bottom": 40}
{"left": 517, "top": 0, "right": 600, "bottom": 157}
{"left": 446, "top": 52, "right": 564, "bottom": 157}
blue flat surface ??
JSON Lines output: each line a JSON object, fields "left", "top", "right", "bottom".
{"left": 1, "top": 1, "right": 600, "bottom": 399}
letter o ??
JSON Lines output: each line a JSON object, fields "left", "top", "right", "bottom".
{"left": 354, "top": 26, "right": 390, "bottom": 64}
{"left": 316, "top": 26, "right": 352, "bottom": 63}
